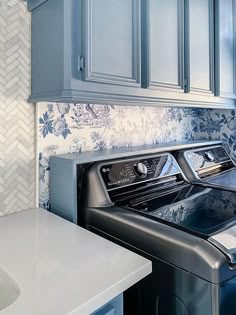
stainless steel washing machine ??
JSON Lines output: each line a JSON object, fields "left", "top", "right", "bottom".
{"left": 176, "top": 144, "right": 236, "bottom": 192}
{"left": 81, "top": 152, "right": 236, "bottom": 315}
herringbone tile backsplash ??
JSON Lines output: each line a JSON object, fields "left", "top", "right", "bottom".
{"left": 0, "top": 0, "right": 35, "bottom": 215}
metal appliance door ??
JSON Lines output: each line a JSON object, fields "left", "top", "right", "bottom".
{"left": 194, "top": 168, "right": 236, "bottom": 192}
{"left": 125, "top": 185, "right": 236, "bottom": 238}
{"left": 209, "top": 225, "right": 236, "bottom": 264}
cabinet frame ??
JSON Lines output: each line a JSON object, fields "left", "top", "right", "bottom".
{"left": 214, "top": 0, "right": 236, "bottom": 98}
{"left": 81, "top": 0, "right": 141, "bottom": 87}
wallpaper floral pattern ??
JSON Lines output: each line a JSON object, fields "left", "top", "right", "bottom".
{"left": 153, "top": 186, "right": 236, "bottom": 227}
{"left": 37, "top": 103, "right": 236, "bottom": 209}
{"left": 195, "top": 109, "right": 236, "bottom": 161}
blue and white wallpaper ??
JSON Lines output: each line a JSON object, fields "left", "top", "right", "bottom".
{"left": 196, "top": 109, "right": 236, "bottom": 160}
{"left": 37, "top": 103, "right": 236, "bottom": 209}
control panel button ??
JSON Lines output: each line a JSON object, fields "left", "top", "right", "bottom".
{"left": 205, "top": 151, "right": 215, "bottom": 162}
{"left": 134, "top": 163, "right": 148, "bottom": 178}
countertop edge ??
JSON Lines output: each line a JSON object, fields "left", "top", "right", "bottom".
{"left": 0, "top": 208, "right": 152, "bottom": 315}
{"left": 73, "top": 260, "right": 152, "bottom": 315}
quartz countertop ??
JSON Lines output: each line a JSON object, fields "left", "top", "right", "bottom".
{"left": 0, "top": 208, "right": 151, "bottom": 315}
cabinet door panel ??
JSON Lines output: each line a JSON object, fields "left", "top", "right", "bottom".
{"left": 143, "top": 0, "right": 184, "bottom": 91}
{"left": 82, "top": 0, "right": 141, "bottom": 87}
{"left": 189, "top": 0, "right": 214, "bottom": 94}
{"left": 218, "top": 0, "right": 235, "bottom": 97}
{"left": 90, "top": 294, "right": 123, "bottom": 315}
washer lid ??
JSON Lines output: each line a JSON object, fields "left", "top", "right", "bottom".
{"left": 125, "top": 184, "right": 236, "bottom": 238}
{"left": 209, "top": 225, "right": 236, "bottom": 264}
{"left": 196, "top": 168, "right": 236, "bottom": 192}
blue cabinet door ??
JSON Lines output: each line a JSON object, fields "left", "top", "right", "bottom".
{"left": 187, "top": 0, "right": 214, "bottom": 95}
{"left": 142, "top": 0, "right": 184, "bottom": 92}
{"left": 81, "top": 0, "right": 141, "bottom": 87}
{"left": 215, "top": 0, "right": 236, "bottom": 98}
{"left": 27, "top": 0, "right": 48, "bottom": 11}
{"left": 91, "top": 294, "right": 123, "bottom": 315}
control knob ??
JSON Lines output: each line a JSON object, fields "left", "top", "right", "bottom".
{"left": 205, "top": 151, "right": 215, "bottom": 162}
{"left": 134, "top": 163, "right": 148, "bottom": 178}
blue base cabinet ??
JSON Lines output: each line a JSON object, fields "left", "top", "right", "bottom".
{"left": 90, "top": 294, "right": 123, "bottom": 315}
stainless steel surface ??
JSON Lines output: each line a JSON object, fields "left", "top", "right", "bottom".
{"left": 85, "top": 153, "right": 186, "bottom": 208}
{"left": 205, "top": 151, "right": 215, "bottom": 162}
{"left": 82, "top": 144, "right": 236, "bottom": 315}
{"left": 194, "top": 168, "right": 236, "bottom": 193}
{"left": 134, "top": 163, "right": 148, "bottom": 178}
{"left": 177, "top": 145, "right": 234, "bottom": 181}
{"left": 209, "top": 225, "right": 236, "bottom": 264}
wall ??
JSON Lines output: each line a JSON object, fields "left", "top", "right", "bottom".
{"left": 1, "top": 1, "right": 236, "bottom": 215}
{"left": 38, "top": 104, "right": 236, "bottom": 210}
{"left": 38, "top": 103, "right": 206, "bottom": 209}
{"left": 0, "top": 0, "right": 35, "bottom": 216}
{"left": 196, "top": 109, "right": 236, "bottom": 161}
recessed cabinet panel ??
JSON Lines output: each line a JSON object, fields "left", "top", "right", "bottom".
{"left": 145, "top": 0, "right": 184, "bottom": 91}
{"left": 189, "top": 0, "right": 214, "bottom": 94}
{"left": 82, "top": 0, "right": 141, "bottom": 87}
{"left": 219, "top": 0, "right": 235, "bottom": 97}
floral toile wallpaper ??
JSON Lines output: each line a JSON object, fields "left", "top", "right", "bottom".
{"left": 37, "top": 103, "right": 236, "bottom": 209}
{"left": 196, "top": 109, "right": 236, "bottom": 161}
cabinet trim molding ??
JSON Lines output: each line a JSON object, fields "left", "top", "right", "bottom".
{"left": 214, "top": 0, "right": 220, "bottom": 97}
{"left": 184, "top": 0, "right": 190, "bottom": 93}
{"left": 215, "top": 0, "right": 236, "bottom": 99}
{"left": 28, "top": 89, "right": 236, "bottom": 109}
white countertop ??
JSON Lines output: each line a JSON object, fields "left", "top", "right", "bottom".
{"left": 0, "top": 209, "right": 151, "bottom": 315}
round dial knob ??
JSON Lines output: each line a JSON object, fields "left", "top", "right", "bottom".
{"left": 134, "top": 163, "right": 148, "bottom": 178}
{"left": 205, "top": 151, "right": 215, "bottom": 162}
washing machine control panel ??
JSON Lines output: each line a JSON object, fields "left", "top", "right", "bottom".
{"left": 185, "top": 146, "right": 233, "bottom": 171}
{"left": 100, "top": 154, "right": 182, "bottom": 190}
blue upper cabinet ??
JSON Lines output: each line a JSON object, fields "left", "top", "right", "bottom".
{"left": 186, "top": 0, "right": 215, "bottom": 95}
{"left": 27, "top": 0, "right": 236, "bottom": 107}
{"left": 28, "top": 0, "right": 142, "bottom": 104}
{"left": 142, "top": 0, "right": 185, "bottom": 93}
{"left": 81, "top": 0, "right": 141, "bottom": 87}
{"left": 215, "top": 0, "right": 236, "bottom": 98}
